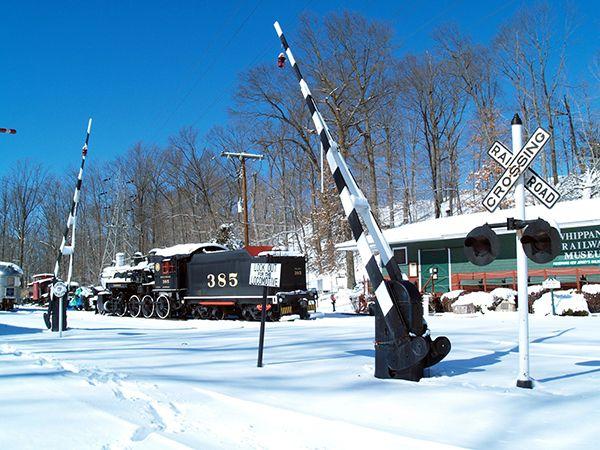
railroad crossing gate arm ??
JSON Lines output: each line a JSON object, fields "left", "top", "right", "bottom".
{"left": 274, "top": 22, "right": 450, "bottom": 376}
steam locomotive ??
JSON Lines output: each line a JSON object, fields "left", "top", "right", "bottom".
{"left": 98, "top": 243, "right": 317, "bottom": 321}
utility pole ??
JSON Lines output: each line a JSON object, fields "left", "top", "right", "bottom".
{"left": 221, "top": 151, "right": 263, "bottom": 247}
{"left": 99, "top": 175, "right": 136, "bottom": 271}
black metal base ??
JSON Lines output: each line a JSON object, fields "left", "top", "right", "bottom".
{"left": 373, "top": 303, "right": 427, "bottom": 380}
{"left": 516, "top": 379, "right": 534, "bottom": 389}
{"left": 372, "top": 282, "right": 451, "bottom": 381}
{"left": 47, "top": 297, "right": 68, "bottom": 332}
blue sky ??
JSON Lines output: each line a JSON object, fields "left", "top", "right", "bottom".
{"left": 0, "top": 0, "right": 597, "bottom": 177}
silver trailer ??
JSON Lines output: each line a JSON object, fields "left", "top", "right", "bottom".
{"left": 0, "top": 261, "right": 23, "bottom": 311}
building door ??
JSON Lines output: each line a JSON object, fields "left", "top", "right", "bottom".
{"left": 420, "top": 248, "right": 450, "bottom": 293}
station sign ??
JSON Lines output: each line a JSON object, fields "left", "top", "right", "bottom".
{"left": 542, "top": 277, "right": 561, "bottom": 290}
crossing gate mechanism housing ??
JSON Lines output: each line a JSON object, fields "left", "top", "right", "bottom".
{"left": 274, "top": 21, "right": 450, "bottom": 381}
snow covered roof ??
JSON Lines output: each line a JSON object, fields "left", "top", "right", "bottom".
{"left": 149, "top": 242, "right": 228, "bottom": 257}
{"left": 257, "top": 250, "right": 304, "bottom": 257}
{"left": 100, "top": 260, "right": 154, "bottom": 281}
{"left": 337, "top": 198, "right": 600, "bottom": 251}
{"left": 0, "top": 261, "right": 24, "bottom": 276}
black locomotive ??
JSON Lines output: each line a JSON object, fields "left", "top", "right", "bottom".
{"left": 98, "top": 243, "right": 317, "bottom": 321}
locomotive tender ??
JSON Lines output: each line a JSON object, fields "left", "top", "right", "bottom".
{"left": 99, "top": 243, "right": 317, "bottom": 321}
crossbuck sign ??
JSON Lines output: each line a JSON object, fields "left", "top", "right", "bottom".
{"left": 483, "top": 127, "right": 556, "bottom": 212}
{"left": 487, "top": 141, "right": 560, "bottom": 210}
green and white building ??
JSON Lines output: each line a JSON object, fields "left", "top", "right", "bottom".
{"left": 337, "top": 198, "right": 600, "bottom": 294}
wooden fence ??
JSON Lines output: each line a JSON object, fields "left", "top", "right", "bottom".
{"left": 452, "top": 267, "right": 600, "bottom": 292}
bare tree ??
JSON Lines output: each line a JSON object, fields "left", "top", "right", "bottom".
{"left": 9, "top": 161, "right": 47, "bottom": 269}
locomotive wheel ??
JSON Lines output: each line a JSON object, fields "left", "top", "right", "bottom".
{"left": 128, "top": 295, "right": 142, "bottom": 318}
{"left": 141, "top": 295, "right": 155, "bottom": 318}
{"left": 299, "top": 300, "right": 310, "bottom": 320}
{"left": 156, "top": 295, "right": 171, "bottom": 320}
{"left": 115, "top": 297, "right": 128, "bottom": 317}
{"left": 241, "top": 306, "right": 253, "bottom": 321}
{"left": 210, "top": 307, "right": 224, "bottom": 320}
{"left": 105, "top": 299, "right": 115, "bottom": 315}
{"left": 198, "top": 306, "right": 210, "bottom": 320}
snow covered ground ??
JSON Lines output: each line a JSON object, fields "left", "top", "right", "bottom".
{"left": 1, "top": 307, "right": 599, "bottom": 449}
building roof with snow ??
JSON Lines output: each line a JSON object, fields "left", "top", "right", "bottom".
{"left": 337, "top": 198, "right": 600, "bottom": 251}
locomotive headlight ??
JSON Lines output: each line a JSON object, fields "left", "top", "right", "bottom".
{"left": 154, "top": 263, "right": 160, "bottom": 272}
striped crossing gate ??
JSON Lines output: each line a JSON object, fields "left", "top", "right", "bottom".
{"left": 274, "top": 22, "right": 450, "bottom": 380}
{"left": 45, "top": 119, "right": 92, "bottom": 333}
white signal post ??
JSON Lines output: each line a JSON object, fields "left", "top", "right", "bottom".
{"left": 512, "top": 114, "right": 533, "bottom": 389}
{"left": 480, "top": 114, "right": 555, "bottom": 389}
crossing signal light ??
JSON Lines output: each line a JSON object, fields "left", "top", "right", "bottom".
{"left": 277, "top": 52, "right": 286, "bottom": 68}
{"left": 520, "top": 218, "right": 561, "bottom": 264}
{"left": 464, "top": 224, "right": 499, "bottom": 266}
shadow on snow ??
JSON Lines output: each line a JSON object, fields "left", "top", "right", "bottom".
{"left": 0, "top": 323, "right": 43, "bottom": 336}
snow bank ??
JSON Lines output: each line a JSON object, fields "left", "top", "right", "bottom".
{"left": 582, "top": 284, "right": 600, "bottom": 295}
{"left": 490, "top": 288, "right": 517, "bottom": 304}
{"left": 453, "top": 291, "right": 495, "bottom": 311}
{"left": 2, "top": 308, "right": 600, "bottom": 449}
{"left": 441, "top": 290, "right": 464, "bottom": 301}
{"left": 528, "top": 284, "right": 545, "bottom": 295}
{"left": 533, "top": 289, "right": 590, "bottom": 316}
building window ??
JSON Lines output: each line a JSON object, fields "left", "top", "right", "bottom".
{"left": 393, "top": 247, "right": 407, "bottom": 265}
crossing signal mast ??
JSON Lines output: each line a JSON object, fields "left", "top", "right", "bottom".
{"left": 274, "top": 21, "right": 450, "bottom": 381}
{"left": 464, "top": 114, "right": 562, "bottom": 389}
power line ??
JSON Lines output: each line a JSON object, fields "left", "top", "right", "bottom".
{"left": 220, "top": 151, "right": 264, "bottom": 246}
{"left": 149, "top": 0, "right": 264, "bottom": 143}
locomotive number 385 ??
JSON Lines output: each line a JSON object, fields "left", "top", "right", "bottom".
{"left": 206, "top": 273, "right": 239, "bottom": 288}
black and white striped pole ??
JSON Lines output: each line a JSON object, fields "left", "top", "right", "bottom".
{"left": 49, "top": 118, "right": 92, "bottom": 337}
{"left": 274, "top": 21, "right": 450, "bottom": 380}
